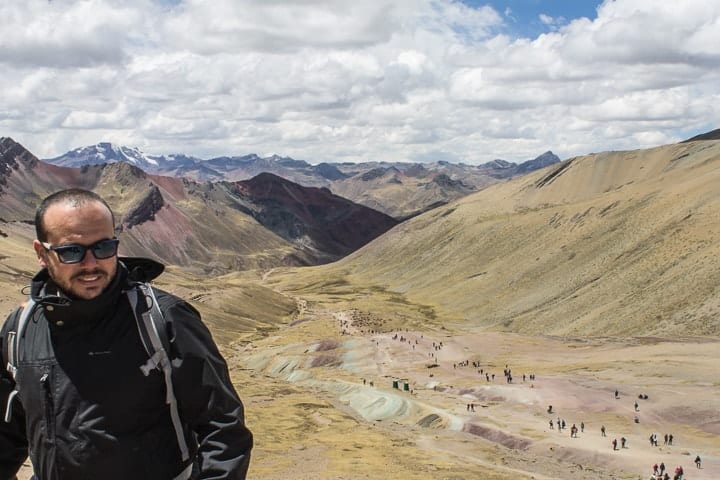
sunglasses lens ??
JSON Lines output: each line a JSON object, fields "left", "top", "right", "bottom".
{"left": 91, "top": 239, "right": 119, "bottom": 259}
{"left": 55, "top": 245, "right": 86, "bottom": 263}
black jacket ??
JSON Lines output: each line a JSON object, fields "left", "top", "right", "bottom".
{"left": 0, "top": 258, "right": 252, "bottom": 480}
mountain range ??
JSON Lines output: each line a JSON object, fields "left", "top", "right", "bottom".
{"left": 0, "top": 137, "right": 397, "bottom": 274}
{"left": 44, "top": 143, "right": 560, "bottom": 218}
{"left": 3, "top": 131, "right": 720, "bottom": 337}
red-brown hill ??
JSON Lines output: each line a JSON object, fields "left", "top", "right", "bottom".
{"left": 227, "top": 172, "right": 398, "bottom": 258}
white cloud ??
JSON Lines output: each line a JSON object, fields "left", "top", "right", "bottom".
{"left": 0, "top": 0, "right": 152, "bottom": 68}
{"left": 163, "top": 1, "right": 407, "bottom": 54}
{"left": 0, "top": 0, "right": 719, "bottom": 164}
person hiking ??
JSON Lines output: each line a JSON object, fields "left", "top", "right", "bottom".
{"left": 694, "top": 455, "right": 701, "bottom": 468}
{"left": 0, "top": 189, "right": 253, "bottom": 479}
{"left": 673, "top": 465, "right": 684, "bottom": 480}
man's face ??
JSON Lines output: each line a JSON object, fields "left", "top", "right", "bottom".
{"left": 33, "top": 200, "right": 118, "bottom": 300}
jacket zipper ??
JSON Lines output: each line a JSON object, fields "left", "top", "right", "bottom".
{"left": 40, "top": 371, "right": 56, "bottom": 443}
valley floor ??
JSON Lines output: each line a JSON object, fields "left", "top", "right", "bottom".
{"left": 230, "top": 305, "right": 719, "bottom": 480}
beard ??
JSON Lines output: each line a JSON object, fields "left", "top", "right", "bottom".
{"left": 47, "top": 263, "right": 115, "bottom": 300}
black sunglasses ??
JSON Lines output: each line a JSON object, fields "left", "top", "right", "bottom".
{"left": 42, "top": 238, "right": 120, "bottom": 264}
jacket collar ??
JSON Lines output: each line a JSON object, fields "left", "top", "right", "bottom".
{"left": 28, "top": 257, "right": 165, "bottom": 328}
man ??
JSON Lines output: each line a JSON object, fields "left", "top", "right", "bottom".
{"left": 0, "top": 189, "right": 253, "bottom": 479}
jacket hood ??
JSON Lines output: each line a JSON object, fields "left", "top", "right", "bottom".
{"left": 120, "top": 257, "right": 165, "bottom": 283}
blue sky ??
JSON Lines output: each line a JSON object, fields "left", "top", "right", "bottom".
{"left": 464, "top": 1, "right": 600, "bottom": 37}
{"left": 1, "top": 0, "right": 718, "bottom": 164}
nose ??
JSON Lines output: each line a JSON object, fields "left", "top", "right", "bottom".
{"left": 78, "top": 247, "right": 99, "bottom": 266}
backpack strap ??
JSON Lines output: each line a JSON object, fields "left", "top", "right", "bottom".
{"left": 4, "top": 298, "right": 36, "bottom": 423}
{"left": 126, "top": 283, "right": 190, "bottom": 462}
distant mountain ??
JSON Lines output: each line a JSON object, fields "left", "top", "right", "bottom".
{"left": 0, "top": 137, "right": 397, "bottom": 274}
{"left": 515, "top": 151, "right": 561, "bottom": 175}
{"left": 329, "top": 153, "right": 560, "bottom": 218}
{"left": 45, "top": 144, "right": 561, "bottom": 218}
{"left": 45, "top": 145, "right": 337, "bottom": 184}
{"left": 329, "top": 164, "right": 478, "bottom": 220}
{"left": 681, "top": 128, "right": 720, "bottom": 142}
{"left": 44, "top": 142, "right": 201, "bottom": 172}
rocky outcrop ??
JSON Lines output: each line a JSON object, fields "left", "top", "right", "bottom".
{"left": 432, "top": 173, "right": 466, "bottom": 188}
{"left": 315, "top": 162, "right": 347, "bottom": 181}
{"left": 122, "top": 184, "right": 164, "bottom": 229}
{"left": 360, "top": 167, "right": 388, "bottom": 181}
{"left": 0, "top": 137, "right": 38, "bottom": 193}
{"left": 535, "top": 159, "right": 574, "bottom": 189}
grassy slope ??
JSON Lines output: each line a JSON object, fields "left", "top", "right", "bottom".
{"left": 266, "top": 140, "right": 720, "bottom": 337}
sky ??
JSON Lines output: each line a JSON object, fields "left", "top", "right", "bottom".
{"left": 1, "top": 0, "right": 718, "bottom": 165}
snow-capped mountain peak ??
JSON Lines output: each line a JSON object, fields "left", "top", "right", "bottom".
{"left": 44, "top": 142, "right": 160, "bottom": 169}
{"left": 43, "top": 142, "right": 211, "bottom": 171}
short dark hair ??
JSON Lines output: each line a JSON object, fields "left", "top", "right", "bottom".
{"left": 35, "top": 189, "right": 115, "bottom": 242}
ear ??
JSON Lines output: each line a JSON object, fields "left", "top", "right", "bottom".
{"left": 33, "top": 240, "right": 49, "bottom": 268}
